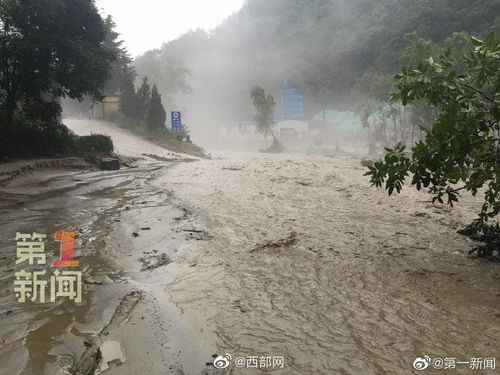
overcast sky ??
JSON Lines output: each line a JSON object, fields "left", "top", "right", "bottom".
{"left": 96, "top": 0, "right": 245, "bottom": 57}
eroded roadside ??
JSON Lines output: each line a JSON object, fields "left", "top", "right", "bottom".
{"left": 0, "top": 157, "right": 219, "bottom": 375}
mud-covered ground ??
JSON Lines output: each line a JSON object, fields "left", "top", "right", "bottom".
{"left": 155, "top": 151, "right": 499, "bottom": 374}
{"left": 0, "top": 120, "right": 218, "bottom": 375}
{"left": 0, "top": 158, "right": 220, "bottom": 375}
{"left": 0, "top": 121, "right": 498, "bottom": 375}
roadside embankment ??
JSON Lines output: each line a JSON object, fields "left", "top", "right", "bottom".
{"left": 0, "top": 157, "right": 91, "bottom": 187}
{"left": 65, "top": 118, "right": 209, "bottom": 160}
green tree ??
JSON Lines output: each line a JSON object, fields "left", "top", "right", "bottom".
{"left": 250, "top": 85, "right": 285, "bottom": 152}
{"left": 0, "top": 0, "right": 114, "bottom": 127}
{"left": 63, "top": 14, "right": 134, "bottom": 118}
{"left": 135, "top": 49, "right": 192, "bottom": 107}
{"left": 102, "top": 15, "right": 135, "bottom": 96}
{"left": 119, "top": 75, "right": 139, "bottom": 119}
{"left": 366, "top": 32, "right": 500, "bottom": 256}
{"left": 250, "top": 86, "right": 276, "bottom": 139}
{"left": 147, "top": 85, "right": 166, "bottom": 131}
{"left": 136, "top": 76, "right": 152, "bottom": 120}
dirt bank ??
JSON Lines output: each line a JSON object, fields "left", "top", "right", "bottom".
{"left": 64, "top": 119, "right": 205, "bottom": 160}
{"left": 0, "top": 158, "right": 93, "bottom": 208}
{"left": 154, "top": 151, "right": 499, "bottom": 375}
{"left": 0, "top": 118, "right": 199, "bottom": 201}
{"left": 0, "top": 157, "right": 91, "bottom": 187}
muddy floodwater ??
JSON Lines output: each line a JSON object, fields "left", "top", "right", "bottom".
{"left": 155, "top": 152, "right": 499, "bottom": 374}
{"left": 0, "top": 142, "right": 499, "bottom": 374}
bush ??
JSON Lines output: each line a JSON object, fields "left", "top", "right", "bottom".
{"left": 0, "top": 115, "right": 78, "bottom": 160}
{"left": 0, "top": 117, "right": 114, "bottom": 161}
{"left": 75, "top": 134, "right": 114, "bottom": 156}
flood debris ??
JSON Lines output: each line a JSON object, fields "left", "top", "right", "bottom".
{"left": 99, "top": 157, "right": 120, "bottom": 171}
{"left": 96, "top": 341, "right": 126, "bottom": 374}
{"left": 139, "top": 253, "right": 172, "bottom": 271}
{"left": 142, "top": 153, "right": 177, "bottom": 162}
{"left": 142, "top": 153, "right": 197, "bottom": 163}
{"left": 174, "top": 207, "right": 192, "bottom": 221}
{"left": 70, "top": 340, "right": 102, "bottom": 375}
{"left": 222, "top": 164, "right": 245, "bottom": 171}
{"left": 250, "top": 231, "right": 298, "bottom": 252}
{"left": 70, "top": 291, "right": 143, "bottom": 375}
{"left": 296, "top": 179, "right": 313, "bottom": 186}
{"left": 413, "top": 212, "right": 432, "bottom": 218}
{"left": 233, "top": 299, "right": 248, "bottom": 313}
{"left": 181, "top": 227, "right": 211, "bottom": 240}
{"left": 360, "top": 157, "right": 374, "bottom": 168}
{"left": 84, "top": 277, "right": 104, "bottom": 286}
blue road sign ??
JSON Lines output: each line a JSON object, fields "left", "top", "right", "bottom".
{"left": 171, "top": 111, "right": 182, "bottom": 131}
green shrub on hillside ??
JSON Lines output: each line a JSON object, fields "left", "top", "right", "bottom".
{"left": 75, "top": 134, "right": 114, "bottom": 156}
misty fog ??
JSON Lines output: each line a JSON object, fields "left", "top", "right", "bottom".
{"left": 131, "top": 0, "right": 497, "bottom": 151}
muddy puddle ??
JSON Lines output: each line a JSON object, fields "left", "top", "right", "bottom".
{"left": 154, "top": 151, "right": 499, "bottom": 375}
{"left": 0, "top": 159, "right": 217, "bottom": 375}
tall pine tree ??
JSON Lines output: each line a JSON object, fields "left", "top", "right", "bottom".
{"left": 146, "top": 85, "right": 166, "bottom": 131}
{"left": 137, "top": 76, "right": 152, "bottom": 120}
{"left": 103, "top": 15, "right": 135, "bottom": 96}
{"left": 119, "top": 75, "right": 139, "bottom": 119}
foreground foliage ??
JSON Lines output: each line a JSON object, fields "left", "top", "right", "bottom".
{"left": 367, "top": 32, "right": 500, "bottom": 257}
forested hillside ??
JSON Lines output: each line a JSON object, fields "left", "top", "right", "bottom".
{"left": 135, "top": 0, "right": 499, "bottom": 136}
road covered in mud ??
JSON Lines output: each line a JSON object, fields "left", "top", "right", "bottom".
{"left": 0, "top": 157, "right": 223, "bottom": 375}
{"left": 0, "top": 121, "right": 219, "bottom": 375}
{"left": 0, "top": 121, "right": 498, "bottom": 375}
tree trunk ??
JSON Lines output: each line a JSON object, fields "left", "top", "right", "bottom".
{"left": 4, "top": 90, "right": 17, "bottom": 129}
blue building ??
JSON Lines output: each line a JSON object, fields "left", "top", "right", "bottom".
{"left": 280, "top": 79, "right": 304, "bottom": 121}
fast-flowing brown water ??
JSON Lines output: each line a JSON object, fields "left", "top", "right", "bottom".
{"left": 156, "top": 151, "right": 499, "bottom": 375}
{"left": 1, "top": 120, "right": 498, "bottom": 375}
